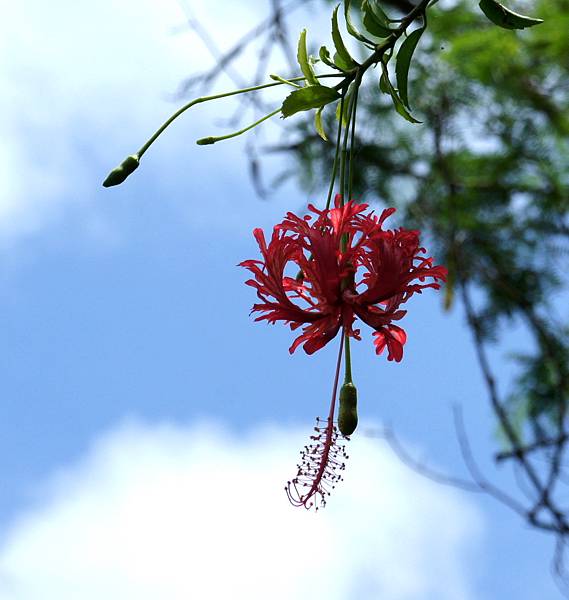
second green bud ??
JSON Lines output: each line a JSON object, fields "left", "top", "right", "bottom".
{"left": 102, "top": 155, "right": 140, "bottom": 187}
{"left": 338, "top": 382, "right": 358, "bottom": 436}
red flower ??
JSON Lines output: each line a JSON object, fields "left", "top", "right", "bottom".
{"left": 240, "top": 196, "right": 446, "bottom": 362}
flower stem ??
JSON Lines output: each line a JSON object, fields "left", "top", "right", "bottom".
{"left": 347, "top": 84, "right": 359, "bottom": 203}
{"left": 344, "top": 332, "right": 353, "bottom": 384}
{"left": 105, "top": 0, "right": 433, "bottom": 188}
{"left": 285, "top": 331, "right": 348, "bottom": 510}
{"left": 328, "top": 330, "right": 345, "bottom": 422}
{"left": 340, "top": 71, "right": 362, "bottom": 206}
{"left": 196, "top": 108, "right": 281, "bottom": 145}
{"left": 338, "top": 94, "right": 353, "bottom": 206}
{"left": 136, "top": 73, "right": 342, "bottom": 159}
{"left": 325, "top": 90, "right": 346, "bottom": 210}
{"left": 339, "top": 78, "right": 361, "bottom": 386}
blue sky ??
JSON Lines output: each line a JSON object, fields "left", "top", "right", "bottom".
{"left": 0, "top": 1, "right": 562, "bottom": 598}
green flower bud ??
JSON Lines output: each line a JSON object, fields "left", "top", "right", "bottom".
{"left": 196, "top": 137, "right": 216, "bottom": 146}
{"left": 338, "top": 382, "right": 358, "bottom": 436}
{"left": 102, "top": 155, "right": 140, "bottom": 187}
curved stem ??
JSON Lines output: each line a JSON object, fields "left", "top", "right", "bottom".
{"left": 136, "top": 73, "right": 342, "bottom": 158}
{"left": 137, "top": 0, "right": 431, "bottom": 162}
{"left": 196, "top": 108, "right": 281, "bottom": 145}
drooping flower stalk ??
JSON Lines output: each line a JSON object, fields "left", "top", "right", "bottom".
{"left": 102, "top": 74, "right": 344, "bottom": 187}
{"left": 243, "top": 197, "right": 446, "bottom": 509}
{"left": 286, "top": 332, "right": 348, "bottom": 510}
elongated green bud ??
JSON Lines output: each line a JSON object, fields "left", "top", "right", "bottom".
{"left": 102, "top": 155, "right": 140, "bottom": 187}
{"left": 270, "top": 74, "right": 302, "bottom": 88}
{"left": 196, "top": 137, "right": 216, "bottom": 146}
{"left": 338, "top": 382, "right": 358, "bottom": 436}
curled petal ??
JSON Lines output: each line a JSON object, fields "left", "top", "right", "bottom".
{"left": 289, "top": 313, "right": 342, "bottom": 355}
{"left": 372, "top": 325, "right": 407, "bottom": 362}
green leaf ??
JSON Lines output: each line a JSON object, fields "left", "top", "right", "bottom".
{"left": 297, "top": 29, "right": 319, "bottom": 86}
{"left": 478, "top": 0, "right": 543, "bottom": 29}
{"left": 344, "top": 0, "right": 375, "bottom": 45}
{"left": 333, "top": 52, "right": 353, "bottom": 71}
{"left": 281, "top": 85, "right": 341, "bottom": 118}
{"left": 319, "top": 46, "right": 339, "bottom": 70}
{"left": 315, "top": 106, "right": 328, "bottom": 141}
{"left": 395, "top": 26, "right": 425, "bottom": 108}
{"left": 379, "top": 72, "right": 390, "bottom": 95}
{"left": 368, "top": 0, "right": 391, "bottom": 27}
{"left": 379, "top": 63, "right": 421, "bottom": 123}
{"left": 362, "top": 0, "right": 392, "bottom": 38}
{"left": 332, "top": 5, "right": 357, "bottom": 70}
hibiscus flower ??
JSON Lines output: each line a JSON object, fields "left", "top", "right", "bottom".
{"left": 240, "top": 196, "right": 446, "bottom": 362}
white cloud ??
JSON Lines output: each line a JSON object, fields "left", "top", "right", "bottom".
{"left": 0, "top": 0, "right": 363, "bottom": 249}
{"left": 0, "top": 0, "right": 270, "bottom": 243}
{"left": 0, "top": 420, "right": 482, "bottom": 600}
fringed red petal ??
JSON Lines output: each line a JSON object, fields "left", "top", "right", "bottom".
{"left": 241, "top": 201, "right": 446, "bottom": 359}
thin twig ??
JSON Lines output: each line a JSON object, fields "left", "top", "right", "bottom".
{"left": 452, "top": 405, "right": 530, "bottom": 518}
{"left": 363, "top": 426, "right": 482, "bottom": 492}
{"left": 458, "top": 280, "right": 546, "bottom": 496}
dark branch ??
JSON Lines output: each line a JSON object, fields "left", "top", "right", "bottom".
{"left": 496, "top": 435, "right": 569, "bottom": 463}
